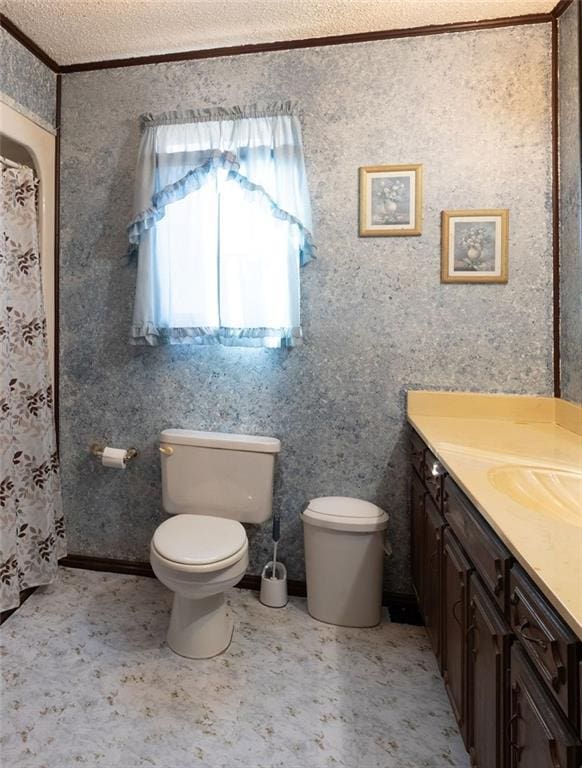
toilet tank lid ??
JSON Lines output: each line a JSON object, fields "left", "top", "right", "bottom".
{"left": 160, "top": 429, "right": 281, "bottom": 453}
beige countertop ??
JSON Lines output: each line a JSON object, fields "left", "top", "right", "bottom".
{"left": 407, "top": 391, "right": 582, "bottom": 639}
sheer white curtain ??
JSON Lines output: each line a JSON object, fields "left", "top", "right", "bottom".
{"left": 128, "top": 104, "right": 314, "bottom": 347}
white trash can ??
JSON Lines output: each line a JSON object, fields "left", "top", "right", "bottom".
{"left": 301, "top": 496, "right": 389, "bottom": 627}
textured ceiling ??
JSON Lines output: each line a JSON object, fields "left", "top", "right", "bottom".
{"left": 3, "top": 0, "right": 556, "bottom": 66}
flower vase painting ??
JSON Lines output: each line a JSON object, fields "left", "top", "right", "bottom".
{"left": 359, "top": 165, "right": 423, "bottom": 236}
{"left": 441, "top": 209, "right": 509, "bottom": 283}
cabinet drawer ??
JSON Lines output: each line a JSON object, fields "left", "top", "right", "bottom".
{"left": 444, "top": 478, "right": 511, "bottom": 614}
{"left": 510, "top": 565, "right": 581, "bottom": 729}
{"left": 510, "top": 645, "right": 582, "bottom": 767}
{"left": 410, "top": 430, "right": 426, "bottom": 479}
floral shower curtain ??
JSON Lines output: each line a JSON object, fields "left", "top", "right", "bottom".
{"left": 0, "top": 157, "right": 66, "bottom": 611}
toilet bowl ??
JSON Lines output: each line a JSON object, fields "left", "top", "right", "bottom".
{"left": 150, "top": 514, "right": 249, "bottom": 658}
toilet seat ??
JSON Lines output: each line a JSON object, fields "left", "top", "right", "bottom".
{"left": 152, "top": 515, "right": 247, "bottom": 568}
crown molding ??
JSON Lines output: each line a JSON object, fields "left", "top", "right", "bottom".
{"left": 1, "top": 8, "right": 563, "bottom": 73}
{"left": 59, "top": 13, "right": 554, "bottom": 73}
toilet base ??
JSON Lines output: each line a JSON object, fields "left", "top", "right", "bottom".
{"left": 167, "top": 592, "right": 234, "bottom": 659}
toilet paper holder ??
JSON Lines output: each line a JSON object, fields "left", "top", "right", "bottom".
{"left": 90, "top": 443, "right": 138, "bottom": 463}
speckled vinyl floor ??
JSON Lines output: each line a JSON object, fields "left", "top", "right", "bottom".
{"left": 1, "top": 568, "right": 469, "bottom": 768}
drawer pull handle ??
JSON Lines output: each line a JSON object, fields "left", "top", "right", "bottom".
{"left": 507, "top": 709, "right": 522, "bottom": 758}
{"left": 507, "top": 710, "right": 521, "bottom": 734}
{"left": 493, "top": 572, "right": 504, "bottom": 596}
{"left": 466, "top": 623, "right": 480, "bottom": 657}
{"left": 518, "top": 620, "right": 548, "bottom": 651}
{"left": 551, "top": 653, "right": 567, "bottom": 692}
{"left": 451, "top": 599, "right": 462, "bottom": 627}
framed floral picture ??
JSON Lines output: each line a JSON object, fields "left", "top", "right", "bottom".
{"left": 441, "top": 209, "right": 509, "bottom": 283}
{"left": 359, "top": 164, "right": 423, "bottom": 236}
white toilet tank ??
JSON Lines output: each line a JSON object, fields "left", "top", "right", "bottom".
{"left": 160, "top": 429, "right": 281, "bottom": 523}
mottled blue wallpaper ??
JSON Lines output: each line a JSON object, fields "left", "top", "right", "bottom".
{"left": 559, "top": 2, "right": 582, "bottom": 405}
{"left": 0, "top": 26, "right": 57, "bottom": 130}
{"left": 59, "top": 24, "right": 553, "bottom": 593}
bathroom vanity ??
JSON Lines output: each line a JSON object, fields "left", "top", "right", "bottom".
{"left": 407, "top": 391, "right": 582, "bottom": 768}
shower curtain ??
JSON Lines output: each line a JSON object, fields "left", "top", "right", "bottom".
{"left": 0, "top": 157, "right": 66, "bottom": 611}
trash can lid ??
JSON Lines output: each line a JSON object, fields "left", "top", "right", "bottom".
{"left": 302, "top": 496, "right": 389, "bottom": 532}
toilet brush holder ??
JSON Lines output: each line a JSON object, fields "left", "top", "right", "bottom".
{"left": 260, "top": 562, "right": 288, "bottom": 608}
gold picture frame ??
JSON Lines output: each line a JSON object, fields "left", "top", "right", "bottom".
{"left": 441, "top": 209, "right": 509, "bottom": 283}
{"left": 359, "top": 164, "right": 423, "bottom": 236}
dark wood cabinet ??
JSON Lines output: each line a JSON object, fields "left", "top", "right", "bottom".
{"left": 509, "top": 646, "right": 582, "bottom": 768}
{"left": 424, "top": 494, "right": 444, "bottom": 666}
{"left": 467, "top": 574, "right": 512, "bottom": 768}
{"left": 411, "top": 465, "right": 445, "bottom": 667}
{"left": 411, "top": 470, "right": 426, "bottom": 608}
{"left": 442, "top": 527, "right": 473, "bottom": 746}
{"left": 509, "top": 566, "right": 580, "bottom": 727}
{"left": 410, "top": 429, "right": 582, "bottom": 768}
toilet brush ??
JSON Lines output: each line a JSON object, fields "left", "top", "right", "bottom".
{"left": 270, "top": 514, "right": 280, "bottom": 579}
{"left": 259, "top": 513, "right": 288, "bottom": 607}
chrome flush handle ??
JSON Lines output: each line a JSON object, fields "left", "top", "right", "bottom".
{"left": 159, "top": 445, "right": 174, "bottom": 456}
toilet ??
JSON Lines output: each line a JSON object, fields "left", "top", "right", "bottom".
{"left": 151, "top": 429, "right": 281, "bottom": 659}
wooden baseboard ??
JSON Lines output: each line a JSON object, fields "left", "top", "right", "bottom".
{"left": 59, "top": 554, "right": 421, "bottom": 625}
{"left": 60, "top": 553, "right": 155, "bottom": 578}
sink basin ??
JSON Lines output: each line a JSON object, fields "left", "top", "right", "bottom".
{"left": 488, "top": 466, "right": 582, "bottom": 526}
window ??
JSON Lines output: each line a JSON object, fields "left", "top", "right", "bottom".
{"left": 127, "top": 103, "right": 314, "bottom": 348}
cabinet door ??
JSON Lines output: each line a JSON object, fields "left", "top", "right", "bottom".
{"left": 443, "top": 528, "right": 473, "bottom": 746}
{"left": 424, "top": 493, "right": 444, "bottom": 667}
{"left": 467, "top": 574, "right": 512, "bottom": 768}
{"left": 509, "top": 646, "right": 582, "bottom": 768}
{"left": 411, "top": 470, "right": 426, "bottom": 607}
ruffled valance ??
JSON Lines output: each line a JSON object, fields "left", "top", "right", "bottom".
{"left": 127, "top": 147, "right": 315, "bottom": 266}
